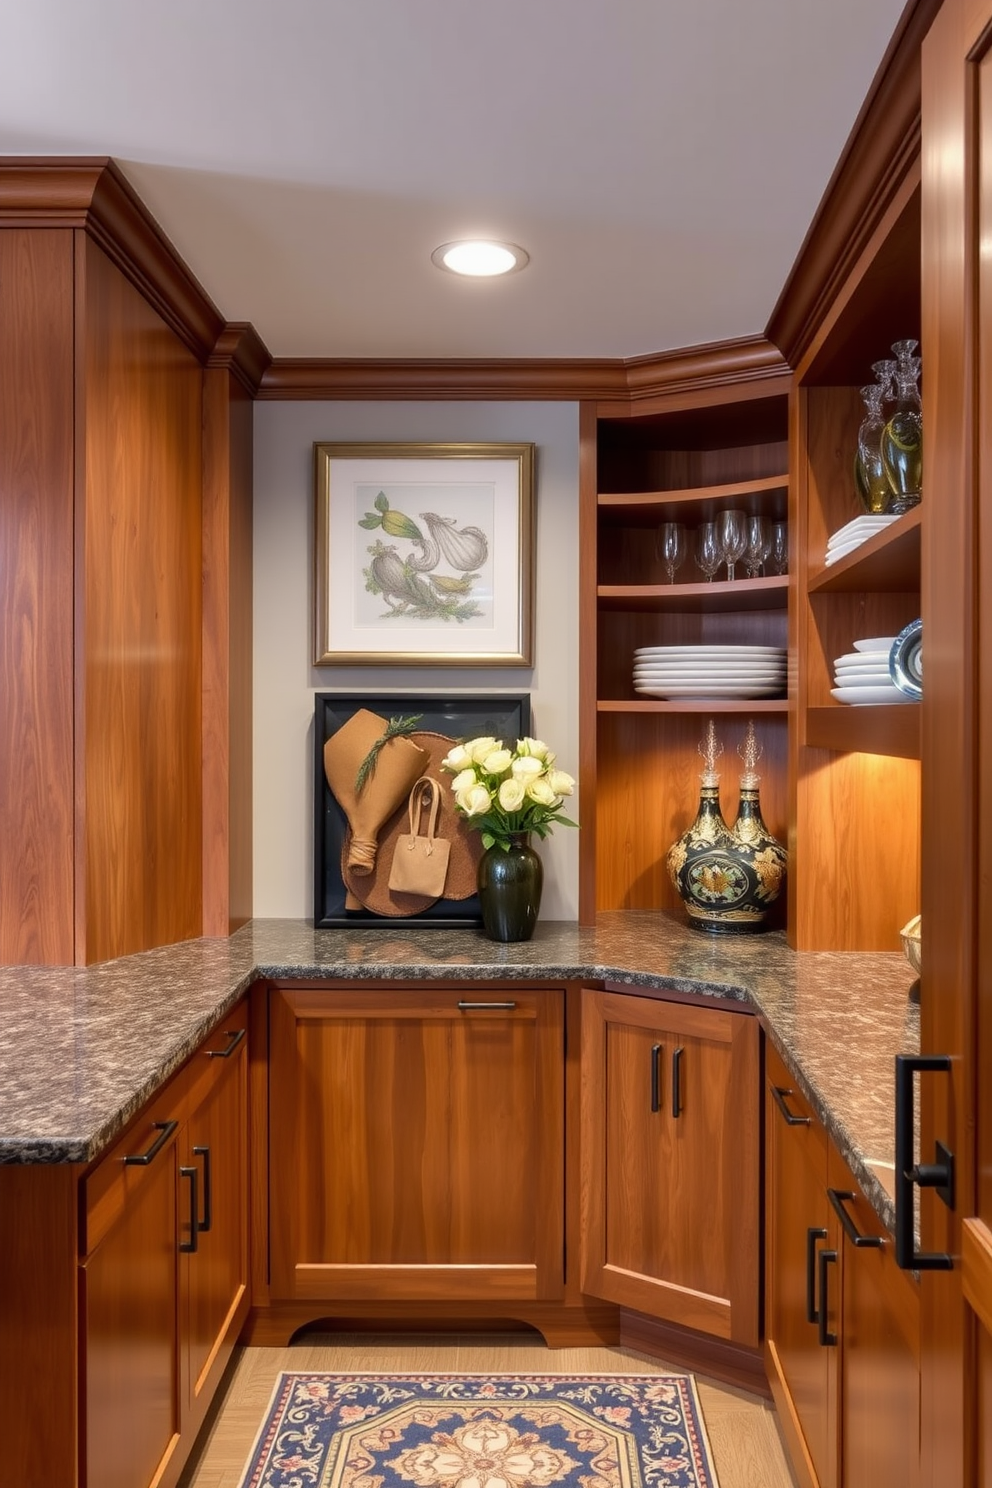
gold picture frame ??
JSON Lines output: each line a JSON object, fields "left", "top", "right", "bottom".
{"left": 314, "top": 441, "right": 535, "bottom": 666}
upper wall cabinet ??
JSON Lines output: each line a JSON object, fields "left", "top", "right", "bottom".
{"left": 579, "top": 366, "right": 791, "bottom": 923}
{"left": 790, "top": 170, "right": 923, "bottom": 951}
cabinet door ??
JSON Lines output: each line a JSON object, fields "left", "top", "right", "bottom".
{"left": 183, "top": 1010, "right": 249, "bottom": 1428}
{"left": 829, "top": 1152, "right": 920, "bottom": 1488}
{"left": 764, "top": 1042, "right": 836, "bottom": 1488}
{"left": 82, "top": 1095, "right": 184, "bottom": 1488}
{"left": 268, "top": 986, "right": 565, "bottom": 1303}
{"left": 580, "top": 988, "right": 760, "bottom": 1344}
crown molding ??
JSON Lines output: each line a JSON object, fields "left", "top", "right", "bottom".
{"left": 206, "top": 322, "right": 273, "bottom": 397}
{"left": 765, "top": 0, "right": 941, "bottom": 367}
{"left": 0, "top": 156, "right": 225, "bottom": 362}
{"left": 257, "top": 358, "right": 629, "bottom": 401}
{"left": 623, "top": 335, "right": 790, "bottom": 403}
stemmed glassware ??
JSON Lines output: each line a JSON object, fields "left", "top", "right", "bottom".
{"left": 658, "top": 522, "right": 687, "bottom": 584}
{"left": 768, "top": 521, "right": 788, "bottom": 575}
{"left": 717, "top": 509, "right": 747, "bottom": 582}
{"left": 743, "top": 515, "right": 772, "bottom": 578}
{"left": 694, "top": 521, "right": 722, "bottom": 582}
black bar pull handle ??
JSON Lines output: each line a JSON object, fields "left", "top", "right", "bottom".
{"left": 179, "top": 1165, "right": 199, "bottom": 1253}
{"left": 672, "top": 1046, "right": 684, "bottom": 1118}
{"left": 827, "top": 1188, "right": 882, "bottom": 1248}
{"left": 207, "top": 1027, "right": 247, "bottom": 1059}
{"left": 806, "top": 1226, "right": 827, "bottom": 1323}
{"left": 650, "top": 1043, "right": 662, "bottom": 1113}
{"left": 124, "top": 1119, "right": 178, "bottom": 1167}
{"left": 894, "top": 1053, "right": 954, "bottom": 1270}
{"left": 193, "top": 1144, "right": 212, "bottom": 1232}
{"left": 817, "top": 1248, "right": 838, "bottom": 1346}
{"left": 771, "top": 1085, "right": 812, "bottom": 1127}
{"left": 457, "top": 1001, "right": 517, "bottom": 1011}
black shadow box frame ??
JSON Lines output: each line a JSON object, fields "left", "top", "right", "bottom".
{"left": 314, "top": 692, "right": 531, "bottom": 928}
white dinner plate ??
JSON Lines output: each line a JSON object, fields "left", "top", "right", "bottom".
{"left": 853, "top": 637, "right": 897, "bottom": 653}
{"left": 823, "top": 534, "right": 874, "bottom": 566}
{"left": 830, "top": 685, "right": 917, "bottom": 706}
{"left": 832, "top": 672, "right": 893, "bottom": 688}
{"left": 833, "top": 650, "right": 891, "bottom": 668}
{"left": 635, "top": 682, "right": 786, "bottom": 699}
{"left": 633, "top": 662, "right": 786, "bottom": 677}
{"left": 827, "top": 515, "right": 899, "bottom": 547}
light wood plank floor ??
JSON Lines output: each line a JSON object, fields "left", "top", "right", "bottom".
{"left": 178, "top": 1332, "right": 797, "bottom": 1488}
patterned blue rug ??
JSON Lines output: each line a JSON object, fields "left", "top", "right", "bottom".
{"left": 238, "top": 1373, "right": 720, "bottom": 1488}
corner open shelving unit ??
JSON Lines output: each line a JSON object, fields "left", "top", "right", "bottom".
{"left": 579, "top": 373, "right": 792, "bottom": 923}
{"left": 791, "top": 165, "right": 923, "bottom": 950}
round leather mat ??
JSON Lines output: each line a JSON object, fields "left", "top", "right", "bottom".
{"left": 342, "top": 732, "right": 483, "bottom": 917}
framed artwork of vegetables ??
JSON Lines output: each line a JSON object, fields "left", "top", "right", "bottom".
{"left": 314, "top": 442, "right": 535, "bottom": 665}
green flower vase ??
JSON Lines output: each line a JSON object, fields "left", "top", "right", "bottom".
{"left": 477, "top": 833, "right": 544, "bottom": 942}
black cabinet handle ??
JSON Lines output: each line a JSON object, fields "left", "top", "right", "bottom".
{"left": 806, "top": 1226, "right": 827, "bottom": 1323}
{"left": 456, "top": 1001, "right": 517, "bottom": 1010}
{"left": 124, "top": 1119, "right": 178, "bottom": 1166}
{"left": 193, "top": 1144, "right": 212, "bottom": 1232}
{"left": 817, "top": 1247, "right": 838, "bottom": 1346}
{"left": 179, "top": 1165, "right": 199, "bottom": 1253}
{"left": 894, "top": 1053, "right": 954, "bottom": 1270}
{"left": 828, "top": 1188, "right": 882, "bottom": 1248}
{"left": 651, "top": 1043, "right": 662, "bottom": 1113}
{"left": 207, "top": 1027, "right": 246, "bottom": 1059}
{"left": 672, "top": 1046, "right": 684, "bottom": 1118}
{"left": 771, "top": 1085, "right": 811, "bottom": 1127}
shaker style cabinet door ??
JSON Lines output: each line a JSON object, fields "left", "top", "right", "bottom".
{"left": 267, "top": 985, "right": 565, "bottom": 1304}
{"left": 579, "top": 987, "right": 760, "bottom": 1345}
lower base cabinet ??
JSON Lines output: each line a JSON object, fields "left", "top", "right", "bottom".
{"left": 267, "top": 984, "right": 565, "bottom": 1305}
{"left": 580, "top": 988, "right": 761, "bottom": 1347}
{"left": 80, "top": 1004, "right": 249, "bottom": 1488}
{"left": 764, "top": 1040, "right": 920, "bottom": 1488}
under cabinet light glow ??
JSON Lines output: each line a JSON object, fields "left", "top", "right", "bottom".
{"left": 431, "top": 240, "right": 529, "bottom": 277}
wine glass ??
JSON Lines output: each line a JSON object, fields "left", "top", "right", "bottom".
{"left": 769, "top": 520, "right": 788, "bottom": 575}
{"left": 659, "top": 522, "right": 687, "bottom": 583}
{"left": 717, "top": 509, "right": 747, "bottom": 581}
{"left": 743, "top": 515, "right": 771, "bottom": 578}
{"left": 695, "top": 521, "right": 722, "bottom": 582}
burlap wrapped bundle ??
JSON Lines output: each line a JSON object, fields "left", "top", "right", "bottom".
{"left": 322, "top": 708, "right": 429, "bottom": 877}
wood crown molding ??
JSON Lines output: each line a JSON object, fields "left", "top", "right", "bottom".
{"left": 206, "top": 322, "right": 273, "bottom": 397}
{"left": 0, "top": 156, "right": 225, "bottom": 362}
{"left": 257, "top": 335, "right": 790, "bottom": 404}
{"left": 765, "top": 0, "right": 942, "bottom": 367}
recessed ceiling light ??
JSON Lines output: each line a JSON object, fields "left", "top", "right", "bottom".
{"left": 431, "top": 240, "right": 529, "bottom": 277}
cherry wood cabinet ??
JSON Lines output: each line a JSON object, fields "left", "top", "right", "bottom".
{"left": 79, "top": 1003, "right": 249, "bottom": 1488}
{"left": 579, "top": 375, "right": 791, "bottom": 924}
{"left": 764, "top": 1041, "right": 920, "bottom": 1488}
{"left": 580, "top": 987, "right": 760, "bottom": 1346}
{"left": 267, "top": 984, "right": 565, "bottom": 1306}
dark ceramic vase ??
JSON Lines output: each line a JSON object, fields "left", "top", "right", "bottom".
{"left": 477, "top": 833, "right": 544, "bottom": 942}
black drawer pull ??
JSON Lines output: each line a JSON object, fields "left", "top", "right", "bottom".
{"left": 806, "top": 1226, "right": 827, "bottom": 1323}
{"left": 456, "top": 1001, "right": 517, "bottom": 1010}
{"left": 651, "top": 1043, "right": 662, "bottom": 1113}
{"left": 123, "top": 1119, "right": 178, "bottom": 1166}
{"left": 894, "top": 1053, "right": 954, "bottom": 1270}
{"left": 828, "top": 1188, "right": 882, "bottom": 1248}
{"left": 193, "top": 1144, "right": 212, "bottom": 1232}
{"left": 672, "top": 1046, "right": 684, "bottom": 1118}
{"left": 179, "top": 1165, "right": 199, "bottom": 1253}
{"left": 771, "top": 1085, "right": 811, "bottom": 1127}
{"left": 207, "top": 1027, "right": 246, "bottom": 1059}
{"left": 817, "top": 1247, "right": 838, "bottom": 1346}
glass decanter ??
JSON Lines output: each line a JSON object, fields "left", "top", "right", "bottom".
{"left": 880, "top": 338, "right": 922, "bottom": 512}
{"left": 854, "top": 382, "right": 891, "bottom": 514}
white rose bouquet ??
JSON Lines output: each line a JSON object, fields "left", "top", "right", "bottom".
{"left": 440, "top": 735, "right": 578, "bottom": 853}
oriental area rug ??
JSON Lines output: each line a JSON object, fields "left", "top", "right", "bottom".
{"left": 236, "top": 1373, "right": 720, "bottom": 1488}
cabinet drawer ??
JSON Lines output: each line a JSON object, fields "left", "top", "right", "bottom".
{"left": 83, "top": 1071, "right": 190, "bottom": 1258}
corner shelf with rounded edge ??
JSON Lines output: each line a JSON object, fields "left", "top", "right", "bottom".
{"left": 597, "top": 472, "right": 789, "bottom": 527}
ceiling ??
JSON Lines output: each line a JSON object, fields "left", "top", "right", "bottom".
{"left": 1, "top": 0, "right": 911, "bottom": 362}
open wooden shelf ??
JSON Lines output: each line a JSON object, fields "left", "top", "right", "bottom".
{"left": 599, "top": 699, "right": 788, "bottom": 714}
{"left": 805, "top": 703, "right": 920, "bottom": 760}
{"left": 808, "top": 509, "right": 921, "bottom": 594}
{"left": 598, "top": 474, "right": 789, "bottom": 526}
{"left": 598, "top": 576, "right": 789, "bottom": 613}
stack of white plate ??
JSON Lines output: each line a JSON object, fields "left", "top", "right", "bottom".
{"left": 830, "top": 636, "right": 914, "bottom": 705}
{"left": 633, "top": 645, "right": 787, "bottom": 700}
{"left": 824, "top": 514, "right": 899, "bottom": 566}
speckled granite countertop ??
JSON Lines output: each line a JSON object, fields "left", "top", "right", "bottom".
{"left": 0, "top": 912, "right": 918, "bottom": 1232}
